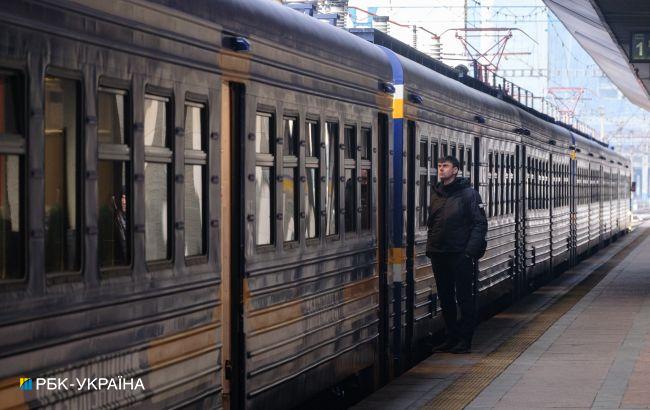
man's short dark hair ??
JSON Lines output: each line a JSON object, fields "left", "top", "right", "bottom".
{"left": 441, "top": 155, "right": 460, "bottom": 169}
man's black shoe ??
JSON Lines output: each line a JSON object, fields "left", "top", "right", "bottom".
{"left": 449, "top": 340, "right": 471, "bottom": 354}
{"left": 432, "top": 338, "right": 458, "bottom": 352}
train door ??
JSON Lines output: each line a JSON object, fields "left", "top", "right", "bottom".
{"left": 569, "top": 148, "right": 576, "bottom": 266}
{"left": 515, "top": 144, "right": 525, "bottom": 298}
{"left": 472, "top": 136, "right": 481, "bottom": 301}
{"left": 405, "top": 120, "right": 416, "bottom": 364}
{"left": 377, "top": 113, "right": 390, "bottom": 384}
{"left": 221, "top": 81, "right": 246, "bottom": 410}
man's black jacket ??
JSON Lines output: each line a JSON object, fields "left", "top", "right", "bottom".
{"left": 426, "top": 177, "right": 488, "bottom": 258}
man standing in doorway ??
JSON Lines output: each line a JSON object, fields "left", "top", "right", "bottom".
{"left": 427, "top": 155, "right": 487, "bottom": 353}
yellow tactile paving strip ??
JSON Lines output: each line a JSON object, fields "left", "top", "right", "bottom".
{"left": 421, "top": 229, "right": 648, "bottom": 410}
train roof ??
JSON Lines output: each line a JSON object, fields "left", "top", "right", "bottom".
{"left": 351, "top": 28, "right": 619, "bottom": 152}
{"left": 149, "top": 0, "right": 391, "bottom": 79}
{"left": 396, "top": 54, "right": 521, "bottom": 125}
{"left": 517, "top": 108, "right": 574, "bottom": 147}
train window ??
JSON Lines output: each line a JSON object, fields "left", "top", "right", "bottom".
{"left": 500, "top": 153, "right": 505, "bottom": 215}
{"left": 494, "top": 152, "right": 500, "bottom": 215}
{"left": 0, "top": 71, "right": 24, "bottom": 280}
{"left": 255, "top": 113, "right": 274, "bottom": 246}
{"left": 283, "top": 117, "right": 299, "bottom": 242}
{"left": 419, "top": 138, "right": 428, "bottom": 227}
{"left": 256, "top": 114, "right": 272, "bottom": 155}
{"left": 305, "top": 120, "right": 319, "bottom": 239}
{"left": 98, "top": 88, "right": 131, "bottom": 269}
{"left": 488, "top": 152, "right": 493, "bottom": 217}
{"left": 344, "top": 125, "right": 356, "bottom": 234}
{"left": 0, "top": 154, "right": 22, "bottom": 279}
{"left": 44, "top": 76, "right": 81, "bottom": 274}
{"left": 344, "top": 125, "right": 356, "bottom": 160}
{"left": 360, "top": 169, "right": 371, "bottom": 231}
{"left": 283, "top": 167, "right": 298, "bottom": 241}
{"left": 501, "top": 153, "right": 505, "bottom": 215}
{"left": 344, "top": 168, "right": 355, "bottom": 233}
{"left": 184, "top": 102, "right": 207, "bottom": 257}
{"left": 432, "top": 142, "right": 439, "bottom": 168}
{"left": 360, "top": 128, "right": 372, "bottom": 161}
{"left": 546, "top": 162, "right": 550, "bottom": 209}
{"left": 431, "top": 141, "right": 439, "bottom": 186}
{"left": 418, "top": 174, "right": 427, "bottom": 227}
{"left": 325, "top": 122, "right": 338, "bottom": 236}
{"left": 360, "top": 128, "right": 371, "bottom": 232}
{"left": 0, "top": 72, "right": 23, "bottom": 135}
{"left": 283, "top": 117, "right": 298, "bottom": 156}
{"left": 144, "top": 95, "right": 172, "bottom": 262}
{"left": 510, "top": 155, "right": 517, "bottom": 213}
{"left": 459, "top": 146, "right": 465, "bottom": 175}
{"left": 420, "top": 140, "right": 428, "bottom": 168}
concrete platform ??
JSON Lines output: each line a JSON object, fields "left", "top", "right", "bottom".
{"left": 352, "top": 222, "right": 650, "bottom": 410}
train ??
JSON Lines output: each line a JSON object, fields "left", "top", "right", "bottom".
{"left": 0, "top": 0, "right": 630, "bottom": 409}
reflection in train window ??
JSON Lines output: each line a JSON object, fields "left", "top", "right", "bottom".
{"left": 98, "top": 88, "right": 130, "bottom": 269}
{"left": 256, "top": 114, "right": 271, "bottom": 154}
{"left": 283, "top": 117, "right": 298, "bottom": 243}
{"left": 0, "top": 154, "right": 22, "bottom": 279}
{"left": 361, "top": 168, "right": 371, "bottom": 231}
{"left": 255, "top": 167, "right": 273, "bottom": 245}
{"left": 420, "top": 140, "right": 428, "bottom": 168}
{"left": 255, "top": 112, "right": 275, "bottom": 246}
{"left": 488, "top": 151, "right": 493, "bottom": 217}
{"left": 0, "top": 71, "right": 24, "bottom": 280}
{"left": 344, "top": 125, "right": 356, "bottom": 160}
{"left": 306, "top": 120, "right": 319, "bottom": 158}
{"left": 344, "top": 168, "right": 355, "bottom": 233}
{"left": 144, "top": 95, "right": 172, "bottom": 261}
{"left": 325, "top": 122, "right": 338, "bottom": 236}
{"left": 419, "top": 138, "right": 428, "bottom": 227}
{"left": 304, "top": 167, "right": 319, "bottom": 239}
{"left": 283, "top": 117, "right": 298, "bottom": 156}
{"left": 360, "top": 128, "right": 372, "bottom": 161}
{"left": 419, "top": 174, "right": 427, "bottom": 226}
{"left": 305, "top": 120, "right": 320, "bottom": 239}
{"left": 360, "top": 127, "right": 372, "bottom": 232}
{"left": 184, "top": 102, "right": 207, "bottom": 257}
{"left": 44, "top": 76, "right": 81, "bottom": 273}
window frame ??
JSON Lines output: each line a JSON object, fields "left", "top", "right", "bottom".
{"left": 97, "top": 85, "right": 133, "bottom": 273}
{"left": 304, "top": 118, "right": 320, "bottom": 241}
{"left": 183, "top": 99, "right": 209, "bottom": 262}
{"left": 143, "top": 91, "right": 174, "bottom": 266}
{"left": 43, "top": 71, "right": 84, "bottom": 278}
{"left": 282, "top": 115, "right": 299, "bottom": 245}
{"left": 359, "top": 126, "right": 372, "bottom": 232}
{"left": 343, "top": 124, "right": 356, "bottom": 235}
{"left": 254, "top": 110, "right": 276, "bottom": 248}
{"left": 0, "top": 68, "right": 26, "bottom": 284}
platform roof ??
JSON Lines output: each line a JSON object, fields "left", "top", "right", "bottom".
{"left": 543, "top": 0, "right": 650, "bottom": 111}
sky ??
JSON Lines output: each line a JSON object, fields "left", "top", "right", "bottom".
{"left": 343, "top": 0, "right": 648, "bottom": 145}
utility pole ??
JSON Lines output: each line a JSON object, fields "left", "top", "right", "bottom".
{"left": 463, "top": 0, "right": 468, "bottom": 58}
{"left": 599, "top": 106, "right": 606, "bottom": 143}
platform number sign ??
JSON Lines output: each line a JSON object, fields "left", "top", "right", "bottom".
{"left": 631, "top": 33, "right": 650, "bottom": 62}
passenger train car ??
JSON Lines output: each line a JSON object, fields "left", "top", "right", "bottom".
{"left": 0, "top": 0, "right": 630, "bottom": 409}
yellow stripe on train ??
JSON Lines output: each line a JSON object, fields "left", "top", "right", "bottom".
{"left": 392, "top": 84, "right": 404, "bottom": 119}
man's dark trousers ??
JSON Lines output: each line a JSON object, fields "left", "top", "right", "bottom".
{"left": 430, "top": 252, "right": 476, "bottom": 345}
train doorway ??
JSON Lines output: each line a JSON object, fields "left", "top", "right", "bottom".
{"left": 221, "top": 81, "right": 246, "bottom": 410}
